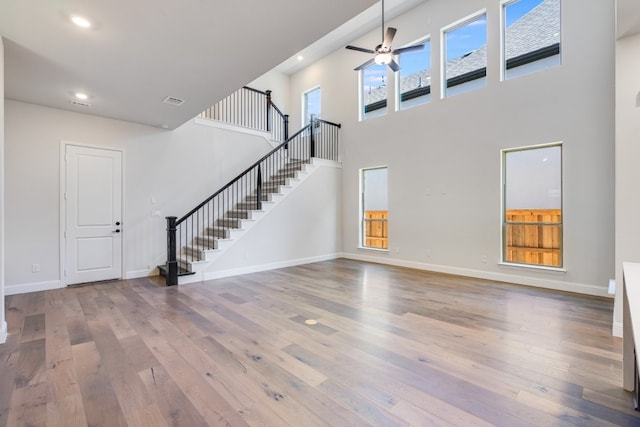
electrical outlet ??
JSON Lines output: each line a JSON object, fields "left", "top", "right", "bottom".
{"left": 481, "top": 255, "right": 488, "bottom": 264}
{"left": 32, "top": 264, "right": 40, "bottom": 273}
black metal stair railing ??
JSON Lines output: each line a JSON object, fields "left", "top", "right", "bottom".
{"left": 199, "top": 86, "right": 289, "bottom": 143}
{"left": 164, "top": 116, "right": 341, "bottom": 286}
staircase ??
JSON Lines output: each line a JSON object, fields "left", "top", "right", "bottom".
{"left": 158, "top": 87, "right": 341, "bottom": 286}
{"left": 158, "top": 157, "right": 328, "bottom": 284}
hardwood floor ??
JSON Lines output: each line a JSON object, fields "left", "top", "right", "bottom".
{"left": 1, "top": 259, "right": 639, "bottom": 426}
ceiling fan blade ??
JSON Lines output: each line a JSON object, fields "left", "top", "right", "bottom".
{"left": 388, "top": 59, "right": 400, "bottom": 72}
{"left": 382, "top": 27, "right": 397, "bottom": 49}
{"left": 346, "top": 45, "right": 375, "bottom": 54}
{"left": 393, "top": 44, "right": 425, "bottom": 55}
{"left": 354, "top": 58, "right": 376, "bottom": 71}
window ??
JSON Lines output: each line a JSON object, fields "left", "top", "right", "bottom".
{"left": 303, "top": 86, "right": 321, "bottom": 126}
{"left": 360, "top": 64, "right": 388, "bottom": 120}
{"left": 502, "top": 0, "right": 561, "bottom": 80}
{"left": 442, "top": 12, "right": 487, "bottom": 98}
{"left": 502, "top": 144, "right": 562, "bottom": 268}
{"left": 361, "top": 167, "right": 388, "bottom": 249}
{"left": 397, "top": 38, "right": 431, "bottom": 110}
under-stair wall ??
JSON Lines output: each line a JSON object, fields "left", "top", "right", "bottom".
{"left": 194, "top": 159, "right": 342, "bottom": 282}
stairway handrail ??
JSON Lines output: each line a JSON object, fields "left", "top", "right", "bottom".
{"left": 165, "top": 108, "right": 341, "bottom": 286}
{"left": 176, "top": 119, "right": 341, "bottom": 226}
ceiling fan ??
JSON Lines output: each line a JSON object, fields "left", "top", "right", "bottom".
{"left": 345, "top": 0, "right": 424, "bottom": 72}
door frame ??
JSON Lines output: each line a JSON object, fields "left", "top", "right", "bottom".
{"left": 59, "top": 140, "right": 125, "bottom": 287}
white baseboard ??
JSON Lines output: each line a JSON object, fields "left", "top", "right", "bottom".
{"left": 5, "top": 280, "right": 62, "bottom": 295}
{"left": 198, "top": 253, "right": 339, "bottom": 282}
{"left": 338, "top": 252, "right": 610, "bottom": 298}
{"left": 0, "top": 321, "right": 7, "bottom": 344}
{"left": 125, "top": 269, "right": 158, "bottom": 279}
{"left": 5, "top": 271, "right": 157, "bottom": 295}
{"left": 612, "top": 321, "right": 623, "bottom": 338}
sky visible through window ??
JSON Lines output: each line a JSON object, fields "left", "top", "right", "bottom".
{"left": 399, "top": 40, "right": 430, "bottom": 84}
{"left": 506, "top": 0, "right": 544, "bottom": 27}
{"left": 304, "top": 87, "right": 321, "bottom": 122}
{"left": 363, "top": 64, "right": 387, "bottom": 99}
{"left": 445, "top": 15, "right": 487, "bottom": 61}
{"left": 362, "top": 0, "right": 544, "bottom": 96}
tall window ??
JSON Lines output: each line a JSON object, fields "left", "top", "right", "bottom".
{"left": 442, "top": 12, "right": 487, "bottom": 98}
{"left": 303, "top": 86, "right": 321, "bottom": 125}
{"left": 502, "top": 0, "right": 561, "bottom": 80}
{"left": 360, "top": 64, "right": 388, "bottom": 120}
{"left": 397, "top": 38, "right": 431, "bottom": 110}
{"left": 361, "top": 167, "right": 388, "bottom": 249}
{"left": 502, "top": 144, "right": 562, "bottom": 268}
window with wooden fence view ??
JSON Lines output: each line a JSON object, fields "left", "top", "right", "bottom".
{"left": 503, "top": 144, "right": 562, "bottom": 267}
{"left": 361, "top": 167, "right": 388, "bottom": 249}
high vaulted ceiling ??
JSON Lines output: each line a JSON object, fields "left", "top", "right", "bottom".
{"left": 0, "top": 0, "right": 378, "bottom": 129}
{"left": 618, "top": 0, "right": 640, "bottom": 39}
{"left": 2, "top": 0, "right": 637, "bottom": 130}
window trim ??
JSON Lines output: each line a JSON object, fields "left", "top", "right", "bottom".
{"left": 500, "top": 0, "right": 561, "bottom": 81}
{"left": 302, "top": 86, "right": 321, "bottom": 127}
{"left": 359, "top": 166, "right": 389, "bottom": 251}
{"left": 359, "top": 64, "right": 389, "bottom": 120}
{"left": 500, "top": 142, "right": 564, "bottom": 269}
{"left": 440, "top": 9, "right": 487, "bottom": 99}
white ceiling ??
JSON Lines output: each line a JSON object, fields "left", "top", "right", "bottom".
{"left": 0, "top": 0, "right": 380, "bottom": 129}
{"left": 3, "top": 0, "right": 635, "bottom": 130}
{"left": 618, "top": 0, "right": 640, "bottom": 39}
{"left": 276, "top": 0, "right": 426, "bottom": 75}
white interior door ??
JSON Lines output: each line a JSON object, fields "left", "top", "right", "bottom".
{"left": 64, "top": 145, "right": 122, "bottom": 285}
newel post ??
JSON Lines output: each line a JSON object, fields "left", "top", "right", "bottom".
{"left": 265, "top": 90, "right": 272, "bottom": 132}
{"left": 309, "top": 114, "right": 316, "bottom": 158}
{"left": 166, "top": 216, "right": 178, "bottom": 286}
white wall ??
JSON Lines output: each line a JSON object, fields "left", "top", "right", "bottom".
{"left": 289, "top": 0, "right": 615, "bottom": 296}
{"left": 614, "top": 33, "right": 640, "bottom": 335}
{"left": 203, "top": 162, "right": 342, "bottom": 278}
{"left": 249, "top": 70, "right": 291, "bottom": 117}
{"left": 0, "top": 37, "right": 7, "bottom": 342}
{"left": 4, "top": 101, "right": 275, "bottom": 293}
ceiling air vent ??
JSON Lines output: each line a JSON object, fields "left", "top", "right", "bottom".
{"left": 163, "top": 96, "right": 185, "bottom": 106}
{"left": 71, "top": 100, "right": 91, "bottom": 107}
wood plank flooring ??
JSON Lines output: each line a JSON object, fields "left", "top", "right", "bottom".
{"left": 1, "top": 259, "right": 639, "bottom": 426}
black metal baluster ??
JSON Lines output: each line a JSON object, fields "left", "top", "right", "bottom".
{"left": 257, "top": 164, "right": 262, "bottom": 211}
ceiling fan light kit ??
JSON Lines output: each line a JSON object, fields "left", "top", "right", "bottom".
{"left": 374, "top": 52, "right": 393, "bottom": 65}
{"left": 345, "top": 0, "right": 424, "bottom": 72}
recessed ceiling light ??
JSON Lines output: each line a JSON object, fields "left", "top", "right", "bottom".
{"left": 74, "top": 92, "right": 89, "bottom": 100}
{"left": 297, "top": 55, "right": 304, "bottom": 62}
{"left": 71, "top": 15, "right": 92, "bottom": 28}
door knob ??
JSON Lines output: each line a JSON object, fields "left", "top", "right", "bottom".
{"left": 113, "top": 229, "right": 121, "bottom": 233}
{"left": 115, "top": 221, "right": 121, "bottom": 226}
